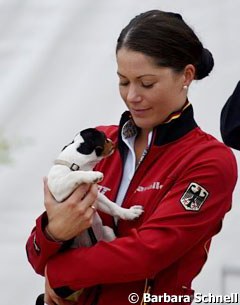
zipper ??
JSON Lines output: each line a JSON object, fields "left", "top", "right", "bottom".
{"left": 119, "top": 128, "right": 156, "bottom": 209}
{"left": 140, "top": 278, "right": 154, "bottom": 305}
{"left": 89, "top": 129, "right": 156, "bottom": 305}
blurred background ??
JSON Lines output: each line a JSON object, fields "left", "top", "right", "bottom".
{"left": 0, "top": 0, "right": 239, "bottom": 303}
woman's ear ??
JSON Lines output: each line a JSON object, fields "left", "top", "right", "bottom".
{"left": 183, "top": 64, "right": 195, "bottom": 87}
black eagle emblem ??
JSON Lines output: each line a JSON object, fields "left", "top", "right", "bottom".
{"left": 180, "top": 182, "right": 209, "bottom": 211}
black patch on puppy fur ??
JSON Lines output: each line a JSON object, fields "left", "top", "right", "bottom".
{"left": 61, "top": 139, "right": 74, "bottom": 151}
{"left": 78, "top": 128, "right": 107, "bottom": 156}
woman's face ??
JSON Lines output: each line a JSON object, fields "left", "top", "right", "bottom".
{"left": 116, "top": 48, "right": 189, "bottom": 132}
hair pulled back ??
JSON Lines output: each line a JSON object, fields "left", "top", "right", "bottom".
{"left": 116, "top": 10, "right": 214, "bottom": 80}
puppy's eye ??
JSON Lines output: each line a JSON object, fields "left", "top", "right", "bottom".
{"left": 95, "top": 146, "right": 103, "bottom": 156}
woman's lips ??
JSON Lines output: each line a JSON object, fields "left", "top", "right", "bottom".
{"left": 131, "top": 108, "right": 151, "bottom": 116}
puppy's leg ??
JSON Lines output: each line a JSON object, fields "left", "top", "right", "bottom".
{"left": 102, "top": 226, "right": 116, "bottom": 241}
{"left": 96, "top": 192, "right": 144, "bottom": 220}
{"left": 49, "top": 171, "right": 103, "bottom": 202}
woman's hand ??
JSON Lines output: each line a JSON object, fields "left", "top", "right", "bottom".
{"left": 44, "top": 178, "right": 98, "bottom": 241}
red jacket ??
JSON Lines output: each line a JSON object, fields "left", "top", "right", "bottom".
{"left": 26, "top": 105, "right": 237, "bottom": 305}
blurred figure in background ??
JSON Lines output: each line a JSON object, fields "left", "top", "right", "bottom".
{"left": 26, "top": 10, "right": 237, "bottom": 305}
{"left": 221, "top": 81, "right": 240, "bottom": 150}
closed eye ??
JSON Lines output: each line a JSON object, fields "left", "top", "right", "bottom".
{"left": 119, "top": 81, "right": 129, "bottom": 86}
{"left": 141, "top": 83, "right": 154, "bottom": 88}
{"left": 119, "top": 82, "right": 154, "bottom": 88}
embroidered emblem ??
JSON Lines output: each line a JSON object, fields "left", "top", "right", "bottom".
{"left": 136, "top": 147, "right": 149, "bottom": 169}
{"left": 135, "top": 182, "right": 163, "bottom": 192}
{"left": 98, "top": 185, "right": 111, "bottom": 195}
{"left": 180, "top": 182, "right": 209, "bottom": 211}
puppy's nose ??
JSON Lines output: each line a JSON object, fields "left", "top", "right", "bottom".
{"left": 107, "top": 138, "right": 116, "bottom": 149}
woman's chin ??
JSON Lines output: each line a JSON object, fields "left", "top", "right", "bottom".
{"left": 133, "top": 121, "right": 154, "bottom": 132}
{"left": 132, "top": 117, "right": 162, "bottom": 131}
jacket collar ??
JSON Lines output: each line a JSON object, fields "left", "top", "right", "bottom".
{"left": 118, "top": 102, "right": 198, "bottom": 148}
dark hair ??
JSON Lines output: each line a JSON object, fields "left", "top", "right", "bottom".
{"left": 116, "top": 10, "right": 214, "bottom": 80}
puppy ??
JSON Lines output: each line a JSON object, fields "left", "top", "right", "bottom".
{"left": 48, "top": 128, "right": 144, "bottom": 247}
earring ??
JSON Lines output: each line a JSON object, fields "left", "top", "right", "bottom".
{"left": 183, "top": 85, "right": 188, "bottom": 90}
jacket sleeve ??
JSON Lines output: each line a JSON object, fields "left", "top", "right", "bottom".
{"left": 46, "top": 147, "right": 237, "bottom": 291}
{"left": 220, "top": 81, "right": 240, "bottom": 150}
{"left": 26, "top": 212, "right": 64, "bottom": 276}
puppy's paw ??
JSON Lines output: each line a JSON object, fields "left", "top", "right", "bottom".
{"left": 82, "top": 171, "right": 103, "bottom": 184}
{"left": 93, "top": 171, "right": 104, "bottom": 183}
{"left": 121, "top": 205, "right": 144, "bottom": 220}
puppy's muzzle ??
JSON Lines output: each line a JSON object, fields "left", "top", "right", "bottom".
{"left": 101, "top": 138, "right": 115, "bottom": 157}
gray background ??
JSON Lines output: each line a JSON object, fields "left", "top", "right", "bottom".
{"left": 0, "top": 0, "right": 239, "bottom": 304}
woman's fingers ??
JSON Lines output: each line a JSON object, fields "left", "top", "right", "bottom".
{"left": 43, "top": 177, "right": 58, "bottom": 209}
{"left": 67, "top": 183, "right": 92, "bottom": 203}
{"left": 77, "top": 183, "right": 98, "bottom": 209}
{"left": 45, "top": 283, "right": 60, "bottom": 305}
{"left": 43, "top": 176, "right": 97, "bottom": 209}
{"left": 44, "top": 181, "right": 98, "bottom": 241}
{"left": 58, "top": 299, "right": 76, "bottom": 305}
{"left": 44, "top": 294, "right": 57, "bottom": 305}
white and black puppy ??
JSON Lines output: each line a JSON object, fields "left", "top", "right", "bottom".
{"left": 48, "top": 128, "right": 144, "bottom": 247}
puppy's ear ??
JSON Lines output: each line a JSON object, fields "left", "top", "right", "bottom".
{"left": 78, "top": 142, "right": 94, "bottom": 155}
{"left": 80, "top": 128, "right": 96, "bottom": 142}
{"left": 79, "top": 128, "right": 106, "bottom": 155}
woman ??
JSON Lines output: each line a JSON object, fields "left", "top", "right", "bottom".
{"left": 26, "top": 10, "right": 237, "bottom": 305}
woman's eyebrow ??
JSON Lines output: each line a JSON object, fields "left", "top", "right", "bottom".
{"left": 117, "top": 72, "right": 126, "bottom": 77}
{"left": 117, "top": 71, "right": 156, "bottom": 78}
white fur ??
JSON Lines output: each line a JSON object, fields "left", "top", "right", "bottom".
{"left": 48, "top": 133, "right": 144, "bottom": 247}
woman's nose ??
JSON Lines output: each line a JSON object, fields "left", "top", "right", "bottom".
{"left": 126, "top": 85, "right": 142, "bottom": 103}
